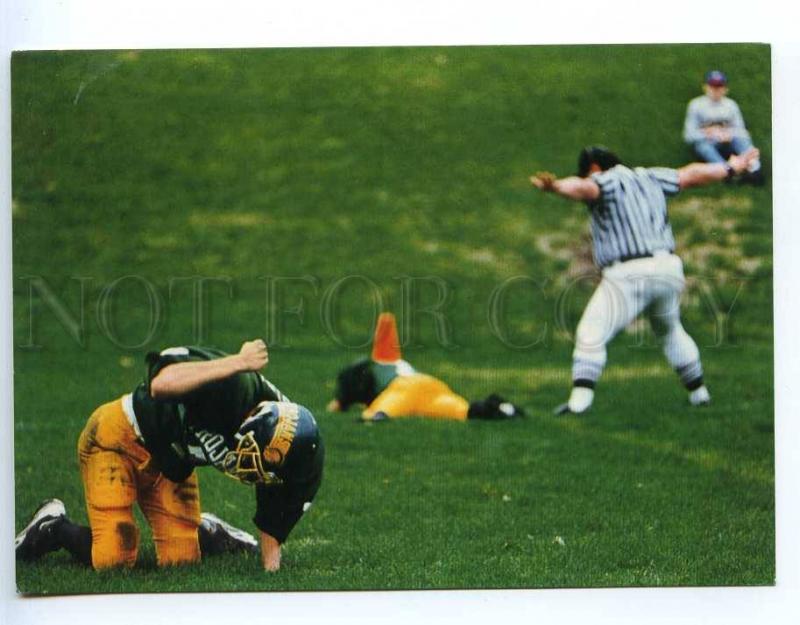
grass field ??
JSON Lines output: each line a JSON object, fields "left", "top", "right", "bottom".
{"left": 11, "top": 44, "right": 773, "bottom": 593}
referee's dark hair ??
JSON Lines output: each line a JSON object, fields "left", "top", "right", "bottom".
{"left": 577, "top": 145, "right": 622, "bottom": 177}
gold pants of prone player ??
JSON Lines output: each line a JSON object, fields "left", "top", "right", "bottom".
{"left": 362, "top": 374, "right": 470, "bottom": 421}
{"left": 77, "top": 398, "right": 201, "bottom": 569}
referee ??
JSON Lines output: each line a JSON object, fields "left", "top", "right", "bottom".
{"left": 530, "top": 145, "right": 760, "bottom": 414}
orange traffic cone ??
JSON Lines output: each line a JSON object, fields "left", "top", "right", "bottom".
{"left": 371, "top": 312, "right": 402, "bottom": 363}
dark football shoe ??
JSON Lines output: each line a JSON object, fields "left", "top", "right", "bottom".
{"left": 492, "top": 395, "right": 526, "bottom": 419}
{"left": 468, "top": 394, "right": 525, "bottom": 420}
{"left": 742, "top": 169, "right": 766, "bottom": 186}
{"left": 15, "top": 499, "right": 66, "bottom": 561}
{"left": 199, "top": 513, "right": 259, "bottom": 556}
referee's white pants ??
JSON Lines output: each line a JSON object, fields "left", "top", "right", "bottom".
{"left": 572, "top": 252, "right": 701, "bottom": 384}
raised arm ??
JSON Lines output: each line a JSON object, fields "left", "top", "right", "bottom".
{"left": 530, "top": 171, "right": 600, "bottom": 202}
{"left": 677, "top": 148, "right": 759, "bottom": 189}
{"left": 150, "top": 339, "right": 269, "bottom": 399}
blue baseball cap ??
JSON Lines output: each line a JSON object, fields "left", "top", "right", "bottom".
{"left": 705, "top": 70, "right": 727, "bottom": 86}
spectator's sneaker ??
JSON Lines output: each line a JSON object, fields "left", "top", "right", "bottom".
{"left": 15, "top": 499, "right": 66, "bottom": 561}
{"left": 199, "top": 513, "right": 259, "bottom": 556}
{"left": 743, "top": 170, "right": 766, "bottom": 186}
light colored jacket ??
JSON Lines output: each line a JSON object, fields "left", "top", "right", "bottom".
{"left": 683, "top": 95, "right": 750, "bottom": 143}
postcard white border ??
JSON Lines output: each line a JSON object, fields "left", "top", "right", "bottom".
{"left": 2, "top": 2, "right": 798, "bottom": 624}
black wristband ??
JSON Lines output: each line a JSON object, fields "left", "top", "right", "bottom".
{"left": 724, "top": 163, "right": 735, "bottom": 179}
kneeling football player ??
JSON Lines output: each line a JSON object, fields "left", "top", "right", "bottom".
{"left": 15, "top": 340, "right": 324, "bottom": 572}
{"left": 328, "top": 313, "right": 524, "bottom": 422}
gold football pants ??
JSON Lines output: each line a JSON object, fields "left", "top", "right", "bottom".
{"left": 362, "top": 374, "right": 469, "bottom": 421}
{"left": 77, "top": 398, "right": 201, "bottom": 569}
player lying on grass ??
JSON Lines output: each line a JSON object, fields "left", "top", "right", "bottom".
{"left": 15, "top": 340, "right": 324, "bottom": 572}
{"left": 530, "top": 145, "right": 760, "bottom": 415}
{"left": 327, "top": 312, "right": 524, "bottom": 422}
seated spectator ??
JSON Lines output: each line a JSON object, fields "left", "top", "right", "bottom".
{"left": 683, "top": 70, "right": 763, "bottom": 184}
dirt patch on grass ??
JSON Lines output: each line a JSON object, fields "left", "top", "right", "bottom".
{"left": 531, "top": 194, "right": 763, "bottom": 284}
{"left": 532, "top": 214, "right": 597, "bottom": 284}
{"left": 669, "top": 195, "right": 762, "bottom": 280}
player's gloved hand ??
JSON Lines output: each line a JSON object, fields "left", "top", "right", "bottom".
{"left": 238, "top": 339, "right": 269, "bottom": 372}
{"left": 530, "top": 171, "right": 557, "bottom": 191}
{"left": 728, "top": 147, "right": 760, "bottom": 175}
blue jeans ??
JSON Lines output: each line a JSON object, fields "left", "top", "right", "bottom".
{"left": 692, "top": 135, "right": 754, "bottom": 164}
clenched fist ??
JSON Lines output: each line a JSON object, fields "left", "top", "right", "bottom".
{"left": 238, "top": 339, "right": 269, "bottom": 372}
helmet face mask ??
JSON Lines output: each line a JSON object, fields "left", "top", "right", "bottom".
{"left": 222, "top": 430, "right": 283, "bottom": 485}
{"left": 222, "top": 401, "right": 302, "bottom": 485}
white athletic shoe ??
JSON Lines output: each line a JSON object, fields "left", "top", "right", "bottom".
{"left": 15, "top": 498, "right": 66, "bottom": 561}
{"left": 567, "top": 387, "right": 594, "bottom": 413}
{"left": 689, "top": 385, "right": 711, "bottom": 406}
{"left": 199, "top": 513, "right": 259, "bottom": 554}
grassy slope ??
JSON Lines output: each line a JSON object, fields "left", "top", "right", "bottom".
{"left": 12, "top": 44, "right": 773, "bottom": 592}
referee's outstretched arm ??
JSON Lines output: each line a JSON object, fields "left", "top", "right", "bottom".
{"left": 529, "top": 171, "right": 600, "bottom": 202}
{"left": 677, "top": 147, "right": 760, "bottom": 189}
{"left": 529, "top": 146, "right": 759, "bottom": 198}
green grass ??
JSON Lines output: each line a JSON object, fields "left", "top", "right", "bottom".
{"left": 12, "top": 44, "right": 773, "bottom": 593}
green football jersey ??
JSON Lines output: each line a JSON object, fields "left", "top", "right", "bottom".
{"left": 131, "top": 345, "right": 287, "bottom": 482}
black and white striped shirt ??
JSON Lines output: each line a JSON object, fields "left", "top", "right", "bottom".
{"left": 588, "top": 165, "right": 679, "bottom": 268}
